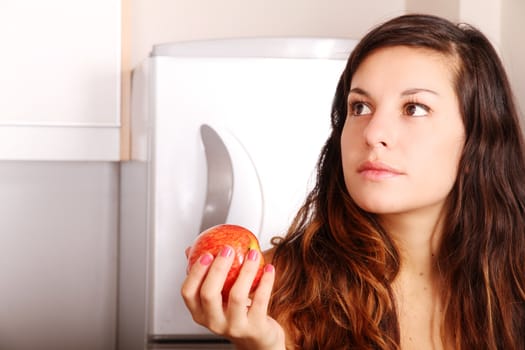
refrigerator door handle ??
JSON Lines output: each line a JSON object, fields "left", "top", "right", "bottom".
{"left": 199, "top": 124, "right": 234, "bottom": 232}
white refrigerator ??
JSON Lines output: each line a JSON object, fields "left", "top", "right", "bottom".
{"left": 118, "top": 37, "right": 356, "bottom": 349}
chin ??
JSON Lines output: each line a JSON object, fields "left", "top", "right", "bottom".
{"left": 352, "top": 197, "right": 402, "bottom": 215}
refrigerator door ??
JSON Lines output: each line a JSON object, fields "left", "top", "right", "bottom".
{"left": 125, "top": 38, "right": 356, "bottom": 343}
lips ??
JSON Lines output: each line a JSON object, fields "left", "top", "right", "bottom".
{"left": 357, "top": 160, "right": 403, "bottom": 180}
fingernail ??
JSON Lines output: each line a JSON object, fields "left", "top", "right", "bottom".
{"left": 199, "top": 253, "right": 213, "bottom": 266}
{"left": 247, "top": 249, "right": 258, "bottom": 261}
{"left": 264, "top": 264, "right": 275, "bottom": 273}
{"left": 220, "top": 245, "right": 233, "bottom": 258}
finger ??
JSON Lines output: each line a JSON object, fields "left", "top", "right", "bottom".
{"left": 228, "top": 249, "right": 261, "bottom": 308}
{"left": 181, "top": 252, "right": 214, "bottom": 315}
{"left": 248, "top": 263, "right": 275, "bottom": 319}
{"left": 199, "top": 245, "right": 235, "bottom": 320}
{"left": 185, "top": 246, "right": 194, "bottom": 274}
{"left": 227, "top": 249, "right": 261, "bottom": 331}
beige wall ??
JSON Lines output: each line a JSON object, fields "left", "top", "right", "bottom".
{"left": 405, "top": 0, "right": 459, "bottom": 21}
{"left": 405, "top": 0, "right": 503, "bottom": 47}
{"left": 125, "top": 0, "right": 524, "bottom": 120}
{"left": 501, "top": 0, "right": 525, "bottom": 121}
{"left": 128, "top": 0, "right": 406, "bottom": 68}
{"left": 459, "top": 0, "right": 502, "bottom": 47}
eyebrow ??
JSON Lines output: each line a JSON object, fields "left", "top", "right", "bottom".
{"left": 348, "top": 87, "right": 439, "bottom": 97}
{"left": 401, "top": 88, "right": 439, "bottom": 96}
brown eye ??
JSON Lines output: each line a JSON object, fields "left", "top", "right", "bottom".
{"left": 404, "top": 103, "right": 429, "bottom": 117}
{"left": 351, "top": 102, "right": 372, "bottom": 116}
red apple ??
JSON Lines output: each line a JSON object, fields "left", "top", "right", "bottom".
{"left": 187, "top": 224, "right": 264, "bottom": 302}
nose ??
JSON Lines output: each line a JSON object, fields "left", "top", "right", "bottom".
{"left": 362, "top": 107, "right": 396, "bottom": 148}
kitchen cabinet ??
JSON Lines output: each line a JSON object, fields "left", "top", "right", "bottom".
{"left": 0, "top": 162, "right": 118, "bottom": 350}
{"left": 0, "top": 0, "right": 121, "bottom": 160}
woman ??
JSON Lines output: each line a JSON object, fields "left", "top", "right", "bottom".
{"left": 182, "top": 14, "right": 525, "bottom": 349}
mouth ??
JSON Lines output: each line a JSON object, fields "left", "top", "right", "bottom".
{"left": 357, "top": 160, "right": 403, "bottom": 180}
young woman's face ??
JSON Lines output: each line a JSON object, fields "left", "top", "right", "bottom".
{"left": 341, "top": 46, "right": 465, "bottom": 217}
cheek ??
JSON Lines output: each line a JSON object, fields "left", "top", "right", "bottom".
{"left": 340, "top": 128, "right": 361, "bottom": 170}
{"left": 416, "top": 136, "right": 464, "bottom": 190}
{"left": 340, "top": 120, "right": 363, "bottom": 153}
{"left": 443, "top": 142, "right": 464, "bottom": 183}
{"left": 340, "top": 147, "right": 365, "bottom": 201}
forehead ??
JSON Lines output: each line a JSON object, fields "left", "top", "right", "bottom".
{"left": 350, "top": 46, "right": 457, "bottom": 94}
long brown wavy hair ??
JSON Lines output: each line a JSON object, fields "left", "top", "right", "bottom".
{"left": 268, "top": 14, "right": 525, "bottom": 349}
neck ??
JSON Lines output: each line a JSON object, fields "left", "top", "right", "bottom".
{"left": 379, "top": 206, "right": 445, "bottom": 277}
{"left": 379, "top": 206, "right": 448, "bottom": 349}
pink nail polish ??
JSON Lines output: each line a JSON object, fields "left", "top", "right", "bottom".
{"left": 199, "top": 253, "right": 213, "bottom": 266}
{"left": 220, "top": 245, "right": 233, "bottom": 258}
{"left": 248, "top": 249, "right": 258, "bottom": 261}
{"left": 264, "top": 264, "right": 275, "bottom": 273}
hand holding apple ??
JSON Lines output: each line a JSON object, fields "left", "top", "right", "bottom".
{"left": 187, "top": 224, "right": 264, "bottom": 302}
{"left": 182, "top": 225, "right": 284, "bottom": 349}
